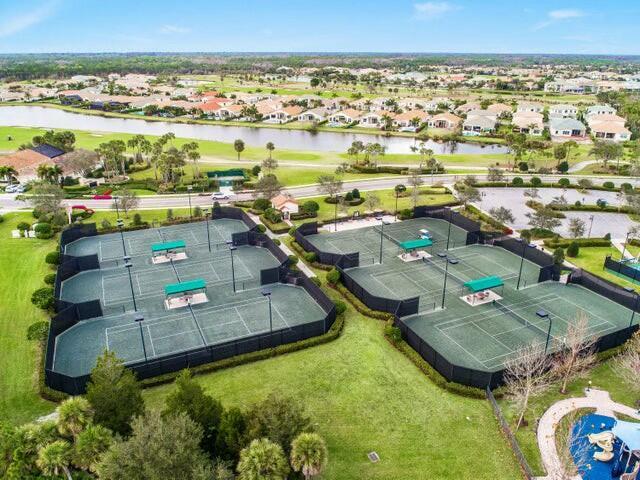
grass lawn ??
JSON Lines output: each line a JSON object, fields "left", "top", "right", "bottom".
{"left": 293, "top": 187, "right": 456, "bottom": 225}
{"left": 498, "top": 360, "right": 639, "bottom": 476}
{"left": 565, "top": 245, "right": 640, "bottom": 292}
{"left": 145, "top": 300, "right": 523, "bottom": 479}
{"left": 0, "top": 212, "right": 56, "bottom": 425}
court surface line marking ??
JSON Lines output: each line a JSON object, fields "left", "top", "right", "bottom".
{"left": 234, "top": 306, "right": 252, "bottom": 334}
{"left": 272, "top": 303, "right": 290, "bottom": 329}
{"left": 146, "top": 324, "right": 157, "bottom": 357}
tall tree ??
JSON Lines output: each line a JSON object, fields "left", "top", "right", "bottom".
{"left": 36, "top": 440, "right": 73, "bottom": 480}
{"left": 97, "top": 411, "right": 211, "bottom": 480}
{"left": 117, "top": 189, "right": 140, "bottom": 217}
{"left": 616, "top": 332, "right": 640, "bottom": 401}
{"left": 317, "top": 175, "right": 343, "bottom": 199}
{"left": 56, "top": 397, "right": 93, "bottom": 439}
{"left": 234, "top": 139, "right": 245, "bottom": 161}
{"left": 85, "top": 351, "right": 144, "bottom": 436}
{"left": 163, "top": 369, "right": 223, "bottom": 457}
{"left": 589, "top": 140, "right": 624, "bottom": 170}
{"left": 253, "top": 174, "right": 283, "bottom": 199}
{"left": 488, "top": 206, "right": 515, "bottom": 225}
{"left": 407, "top": 169, "right": 424, "bottom": 207}
{"left": 72, "top": 424, "right": 113, "bottom": 474}
{"left": 262, "top": 156, "right": 279, "bottom": 175}
{"left": 237, "top": 438, "right": 290, "bottom": 480}
{"left": 181, "top": 142, "right": 201, "bottom": 178}
{"left": 290, "top": 432, "right": 329, "bottom": 480}
{"left": 567, "top": 218, "right": 586, "bottom": 238}
{"left": 525, "top": 207, "right": 562, "bottom": 232}
{"left": 29, "top": 183, "right": 65, "bottom": 217}
{"left": 266, "top": 142, "right": 275, "bottom": 160}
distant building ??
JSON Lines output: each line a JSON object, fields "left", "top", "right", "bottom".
{"left": 271, "top": 194, "right": 299, "bottom": 220}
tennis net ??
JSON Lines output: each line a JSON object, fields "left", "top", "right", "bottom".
{"left": 372, "top": 226, "right": 402, "bottom": 247}
{"left": 494, "top": 301, "right": 549, "bottom": 339}
{"left": 422, "top": 257, "right": 469, "bottom": 287}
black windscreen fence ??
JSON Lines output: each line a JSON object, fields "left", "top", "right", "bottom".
{"left": 413, "top": 206, "right": 481, "bottom": 245}
{"left": 59, "top": 224, "right": 98, "bottom": 253}
{"left": 47, "top": 212, "right": 338, "bottom": 395}
{"left": 493, "top": 238, "right": 556, "bottom": 282}
{"left": 604, "top": 255, "right": 640, "bottom": 282}
{"left": 569, "top": 268, "right": 640, "bottom": 312}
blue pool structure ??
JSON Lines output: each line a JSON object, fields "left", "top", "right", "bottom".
{"left": 570, "top": 413, "right": 640, "bottom": 480}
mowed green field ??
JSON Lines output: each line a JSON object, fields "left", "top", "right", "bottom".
{"left": 0, "top": 212, "right": 56, "bottom": 424}
{"left": 145, "top": 303, "right": 523, "bottom": 480}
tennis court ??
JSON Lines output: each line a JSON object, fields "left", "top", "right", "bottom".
{"left": 307, "top": 217, "right": 469, "bottom": 265}
{"left": 306, "top": 218, "right": 635, "bottom": 373}
{"left": 52, "top": 219, "right": 329, "bottom": 377}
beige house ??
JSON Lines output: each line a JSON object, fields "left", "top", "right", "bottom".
{"left": 428, "top": 112, "right": 461, "bottom": 129}
{"left": 516, "top": 102, "right": 544, "bottom": 113}
{"left": 487, "top": 103, "right": 513, "bottom": 116}
{"left": 298, "top": 107, "right": 329, "bottom": 122}
{"left": 271, "top": 194, "right": 299, "bottom": 220}
{"left": 328, "top": 109, "right": 364, "bottom": 126}
{"left": 393, "top": 110, "right": 430, "bottom": 128}
{"left": 263, "top": 106, "right": 304, "bottom": 123}
{"left": 359, "top": 111, "right": 393, "bottom": 128}
{"left": 512, "top": 112, "right": 544, "bottom": 135}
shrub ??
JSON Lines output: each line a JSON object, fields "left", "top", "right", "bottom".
{"left": 251, "top": 165, "right": 261, "bottom": 176}
{"left": 288, "top": 255, "right": 299, "bottom": 266}
{"left": 304, "top": 251, "right": 317, "bottom": 263}
{"left": 310, "top": 276, "right": 321, "bottom": 286}
{"left": 552, "top": 247, "right": 565, "bottom": 265}
{"left": 253, "top": 198, "right": 271, "bottom": 211}
{"left": 301, "top": 200, "right": 320, "bottom": 214}
{"left": 326, "top": 268, "right": 340, "bottom": 285}
{"left": 558, "top": 178, "right": 571, "bottom": 187}
{"left": 0, "top": 214, "right": 4, "bottom": 223}
{"left": 288, "top": 227, "right": 297, "bottom": 237}
{"left": 351, "top": 188, "right": 360, "bottom": 199}
{"left": 384, "top": 324, "right": 402, "bottom": 344}
{"left": 566, "top": 241, "right": 580, "bottom": 258}
{"left": 399, "top": 208, "right": 413, "bottom": 220}
{"left": 530, "top": 176, "right": 542, "bottom": 186}
{"left": 34, "top": 222, "right": 53, "bottom": 239}
{"left": 193, "top": 206, "right": 202, "bottom": 218}
{"left": 264, "top": 207, "right": 283, "bottom": 224}
{"left": 31, "top": 287, "right": 54, "bottom": 310}
{"left": 603, "top": 181, "right": 615, "bottom": 189}
{"left": 45, "top": 250, "right": 60, "bottom": 265}
{"left": 334, "top": 300, "right": 347, "bottom": 316}
{"left": 27, "top": 321, "right": 50, "bottom": 341}
{"left": 604, "top": 232, "right": 611, "bottom": 240}
{"left": 596, "top": 198, "right": 608, "bottom": 209}
{"left": 511, "top": 177, "right": 524, "bottom": 186}
{"left": 44, "top": 273, "right": 56, "bottom": 285}
{"left": 621, "top": 183, "right": 633, "bottom": 192}
{"left": 166, "top": 208, "right": 174, "bottom": 220}
{"left": 272, "top": 238, "right": 281, "bottom": 246}
{"left": 256, "top": 224, "right": 267, "bottom": 233}
{"left": 101, "top": 219, "right": 112, "bottom": 229}
{"left": 518, "top": 162, "right": 528, "bottom": 172}
{"left": 132, "top": 213, "right": 143, "bottom": 226}
{"left": 574, "top": 200, "right": 582, "bottom": 207}
{"left": 344, "top": 191, "right": 353, "bottom": 201}
{"left": 17, "top": 221, "right": 31, "bottom": 232}
{"left": 557, "top": 161, "right": 569, "bottom": 173}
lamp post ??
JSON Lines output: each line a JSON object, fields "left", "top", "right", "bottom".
{"left": 113, "top": 195, "right": 120, "bottom": 218}
{"left": 544, "top": 317, "right": 553, "bottom": 353}
{"left": 621, "top": 229, "right": 632, "bottom": 260}
{"left": 445, "top": 208, "right": 453, "bottom": 251}
{"left": 187, "top": 185, "right": 193, "bottom": 219}
{"left": 262, "top": 289, "right": 273, "bottom": 336}
{"left": 516, "top": 238, "right": 532, "bottom": 290}
{"left": 117, "top": 219, "right": 127, "bottom": 257}
{"left": 203, "top": 208, "right": 211, "bottom": 252}
{"left": 334, "top": 193, "right": 339, "bottom": 232}
{"left": 376, "top": 215, "right": 385, "bottom": 264}
{"left": 124, "top": 257, "right": 137, "bottom": 312}
{"left": 227, "top": 241, "right": 237, "bottom": 293}
{"left": 134, "top": 313, "right": 147, "bottom": 362}
{"left": 625, "top": 286, "right": 639, "bottom": 328}
{"left": 587, "top": 214, "right": 595, "bottom": 238}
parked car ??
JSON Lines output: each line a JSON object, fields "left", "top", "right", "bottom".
{"left": 211, "top": 192, "right": 230, "bottom": 201}
{"left": 4, "top": 184, "right": 24, "bottom": 193}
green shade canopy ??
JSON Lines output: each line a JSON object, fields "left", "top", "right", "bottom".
{"left": 399, "top": 238, "right": 433, "bottom": 250}
{"left": 164, "top": 279, "right": 206, "bottom": 296}
{"left": 151, "top": 240, "right": 186, "bottom": 253}
{"left": 464, "top": 275, "right": 503, "bottom": 293}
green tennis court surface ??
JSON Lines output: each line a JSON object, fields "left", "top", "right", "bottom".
{"left": 306, "top": 218, "right": 635, "bottom": 372}
{"left": 53, "top": 220, "right": 328, "bottom": 377}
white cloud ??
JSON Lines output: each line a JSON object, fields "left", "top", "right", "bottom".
{"left": 160, "top": 24, "right": 191, "bottom": 34}
{"left": 0, "top": 1, "right": 58, "bottom": 38}
{"left": 414, "top": 2, "right": 459, "bottom": 20}
{"left": 533, "top": 8, "right": 586, "bottom": 30}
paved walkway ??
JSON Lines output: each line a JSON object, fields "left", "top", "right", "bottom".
{"left": 536, "top": 388, "right": 640, "bottom": 480}
{"left": 612, "top": 239, "right": 636, "bottom": 261}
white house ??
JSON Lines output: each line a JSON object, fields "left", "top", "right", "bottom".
{"left": 462, "top": 114, "right": 496, "bottom": 136}
{"left": 549, "top": 118, "right": 587, "bottom": 139}
{"left": 549, "top": 104, "right": 578, "bottom": 118}
{"left": 263, "top": 106, "right": 304, "bottom": 124}
{"left": 585, "top": 105, "right": 616, "bottom": 118}
{"left": 428, "top": 113, "right": 461, "bottom": 129}
{"left": 298, "top": 107, "right": 329, "bottom": 122}
{"left": 359, "top": 111, "right": 392, "bottom": 128}
{"left": 392, "top": 110, "right": 430, "bottom": 129}
{"left": 328, "top": 109, "right": 363, "bottom": 126}
{"left": 511, "top": 112, "right": 544, "bottom": 136}
{"left": 516, "top": 102, "right": 544, "bottom": 113}
{"left": 590, "top": 122, "right": 632, "bottom": 142}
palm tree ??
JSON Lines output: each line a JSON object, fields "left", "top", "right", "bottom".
{"left": 266, "top": 142, "right": 275, "bottom": 160}
{"left": 181, "top": 142, "right": 201, "bottom": 178}
{"left": 290, "top": 433, "right": 329, "bottom": 480}
{"left": 237, "top": 438, "right": 289, "bottom": 480}
{"left": 234, "top": 139, "right": 245, "bottom": 161}
{"left": 73, "top": 424, "right": 113, "bottom": 473}
{"left": 0, "top": 165, "right": 17, "bottom": 185}
{"left": 37, "top": 440, "right": 73, "bottom": 480}
{"left": 56, "top": 396, "right": 93, "bottom": 438}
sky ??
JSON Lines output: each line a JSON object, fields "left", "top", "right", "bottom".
{"left": 1, "top": 0, "right": 639, "bottom": 55}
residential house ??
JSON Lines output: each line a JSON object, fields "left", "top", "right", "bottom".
{"left": 465, "top": 110, "right": 498, "bottom": 122}
{"left": 455, "top": 102, "right": 481, "bottom": 114}
{"left": 0, "top": 144, "right": 65, "bottom": 180}
{"left": 423, "top": 97, "right": 452, "bottom": 112}
{"left": 585, "top": 105, "right": 616, "bottom": 118}
{"left": 328, "top": 109, "right": 364, "bottom": 126}
{"left": 263, "top": 106, "right": 305, "bottom": 124}
{"left": 549, "top": 118, "right": 587, "bottom": 139}
{"left": 298, "top": 107, "right": 329, "bottom": 122}
{"left": 511, "top": 112, "right": 544, "bottom": 136}
{"left": 462, "top": 112, "right": 497, "bottom": 136}
{"left": 393, "top": 110, "right": 431, "bottom": 129}
{"left": 487, "top": 103, "right": 513, "bottom": 116}
{"left": 359, "top": 111, "right": 393, "bottom": 128}
{"left": 428, "top": 112, "right": 461, "bottom": 129}
{"left": 516, "top": 102, "right": 544, "bottom": 114}
{"left": 588, "top": 114, "right": 632, "bottom": 142}
{"left": 398, "top": 97, "right": 426, "bottom": 110}
{"left": 549, "top": 104, "right": 578, "bottom": 118}
{"left": 271, "top": 194, "right": 299, "bottom": 220}
{"left": 216, "top": 104, "right": 244, "bottom": 119}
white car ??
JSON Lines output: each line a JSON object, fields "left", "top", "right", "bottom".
{"left": 4, "top": 184, "right": 23, "bottom": 193}
{"left": 211, "top": 192, "right": 230, "bottom": 201}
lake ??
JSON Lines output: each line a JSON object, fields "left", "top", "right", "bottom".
{"left": 0, "top": 105, "right": 510, "bottom": 155}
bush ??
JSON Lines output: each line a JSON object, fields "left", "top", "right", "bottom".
{"left": 101, "top": 219, "right": 112, "bottom": 229}
{"left": 288, "top": 255, "right": 299, "bottom": 266}
{"left": 34, "top": 222, "right": 53, "bottom": 239}
{"left": 511, "top": 177, "right": 524, "bottom": 186}
{"left": 264, "top": 207, "right": 283, "bottom": 224}
{"left": 166, "top": 208, "right": 174, "bottom": 220}
{"left": 384, "top": 324, "right": 402, "bottom": 344}
{"left": 566, "top": 241, "right": 580, "bottom": 258}
{"left": 27, "top": 321, "right": 50, "bottom": 341}
{"left": 351, "top": 188, "right": 360, "bottom": 199}
{"left": 256, "top": 224, "right": 267, "bottom": 233}
{"left": 334, "top": 300, "right": 347, "bottom": 316}
{"left": 272, "top": 238, "right": 281, "bottom": 246}
{"left": 604, "top": 232, "right": 611, "bottom": 240}
{"left": 309, "top": 276, "right": 321, "bottom": 287}
{"left": 288, "top": 227, "right": 297, "bottom": 237}
{"left": 17, "top": 221, "right": 31, "bottom": 232}
{"left": 558, "top": 178, "right": 571, "bottom": 187}
{"left": 518, "top": 162, "right": 528, "bottom": 172}
{"left": 132, "top": 213, "right": 143, "bottom": 226}
{"left": 44, "top": 273, "right": 56, "bottom": 285}
{"left": 552, "top": 247, "right": 565, "bottom": 265}
{"left": 530, "top": 176, "right": 542, "bottom": 186}
{"left": 251, "top": 165, "right": 262, "bottom": 176}
{"left": 344, "top": 191, "right": 353, "bottom": 201}
{"left": 603, "top": 181, "right": 615, "bottom": 189}
{"left": 193, "top": 206, "right": 202, "bottom": 218}
{"left": 621, "top": 183, "right": 634, "bottom": 192}
{"left": 253, "top": 198, "right": 271, "bottom": 211}
{"left": 398, "top": 208, "right": 413, "bottom": 220}
{"left": 45, "top": 250, "right": 60, "bottom": 265}
{"left": 326, "top": 268, "right": 340, "bottom": 285}
{"left": 304, "top": 251, "right": 317, "bottom": 263}
{"left": 31, "top": 287, "right": 54, "bottom": 310}
{"left": 557, "top": 161, "right": 569, "bottom": 173}
{"left": 301, "top": 200, "right": 320, "bottom": 214}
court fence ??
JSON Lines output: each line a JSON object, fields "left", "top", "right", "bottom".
{"left": 604, "top": 255, "right": 640, "bottom": 283}
{"left": 45, "top": 209, "right": 337, "bottom": 395}
{"left": 413, "top": 205, "right": 482, "bottom": 245}
{"left": 492, "top": 237, "right": 557, "bottom": 283}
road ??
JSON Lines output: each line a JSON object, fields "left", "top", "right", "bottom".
{"left": 1, "top": 172, "right": 635, "bottom": 212}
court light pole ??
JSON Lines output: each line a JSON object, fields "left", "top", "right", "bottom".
{"left": 227, "top": 241, "right": 237, "bottom": 293}
{"left": 117, "top": 219, "right": 127, "bottom": 257}
{"left": 334, "top": 193, "right": 339, "bottom": 232}
{"left": 124, "top": 257, "right": 137, "bottom": 312}
{"left": 440, "top": 255, "right": 449, "bottom": 310}
{"left": 445, "top": 208, "right": 453, "bottom": 251}
{"left": 262, "top": 289, "right": 273, "bottom": 336}
{"left": 376, "top": 215, "right": 385, "bottom": 264}
{"left": 203, "top": 208, "right": 211, "bottom": 252}
{"left": 134, "top": 313, "right": 147, "bottom": 362}
{"left": 621, "top": 229, "right": 632, "bottom": 260}
{"left": 113, "top": 195, "right": 120, "bottom": 218}
{"left": 544, "top": 317, "right": 553, "bottom": 354}
{"left": 187, "top": 185, "right": 193, "bottom": 219}
{"left": 516, "top": 238, "right": 531, "bottom": 290}
{"left": 587, "top": 214, "right": 595, "bottom": 238}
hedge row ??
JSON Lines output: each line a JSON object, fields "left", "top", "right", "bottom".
{"left": 260, "top": 215, "right": 290, "bottom": 234}
{"left": 289, "top": 240, "right": 332, "bottom": 271}
{"left": 550, "top": 204, "right": 635, "bottom": 214}
{"left": 543, "top": 237, "right": 612, "bottom": 248}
